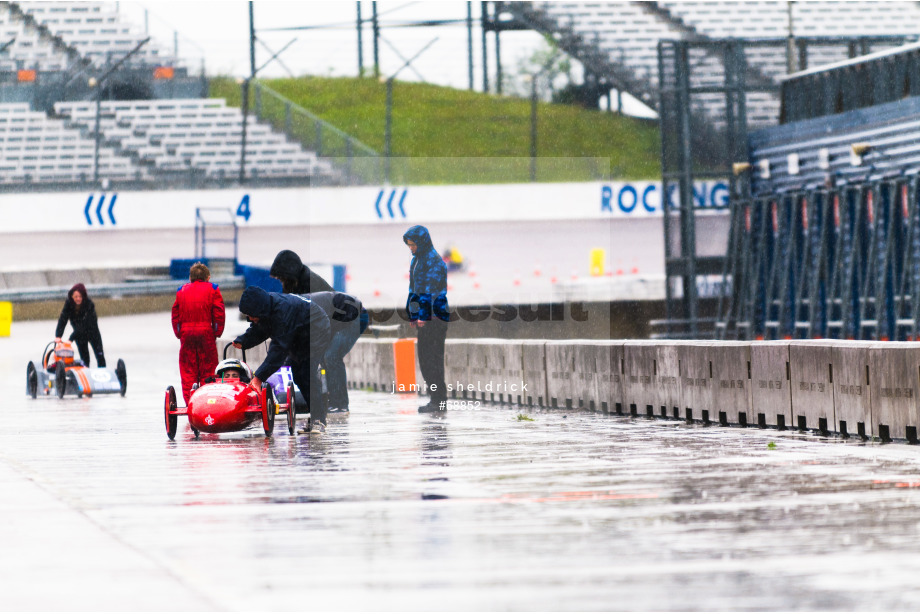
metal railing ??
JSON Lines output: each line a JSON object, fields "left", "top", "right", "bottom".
{"left": 250, "top": 80, "right": 383, "bottom": 185}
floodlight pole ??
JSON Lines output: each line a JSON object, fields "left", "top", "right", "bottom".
{"left": 530, "top": 76, "right": 537, "bottom": 182}
{"left": 357, "top": 2, "right": 364, "bottom": 76}
{"left": 383, "top": 37, "right": 439, "bottom": 184}
{"left": 93, "top": 37, "right": 150, "bottom": 186}
{"left": 786, "top": 0, "right": 796, "bottom": 73}
{"left": 241, "top": 2, "right": 256, "bottom": 185}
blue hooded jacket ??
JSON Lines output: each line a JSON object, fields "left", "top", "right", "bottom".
{"left": 403, "top": 225, "right": 449, "bottom": 322}
{"left": 234, "top": 285, "right": 331, "bottom": 382}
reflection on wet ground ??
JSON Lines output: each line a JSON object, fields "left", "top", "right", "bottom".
{"left": 4, "top": 314, "right": 920, "bottom": 610}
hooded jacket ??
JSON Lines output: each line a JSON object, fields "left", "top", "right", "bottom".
{"left": 270, "top": 250, "right": 334, "bottom": 294}
{"left": 55, "top": 283, "right": 102, "bottom": 340}
{"left": 403, "top": 225, "right": 449, "bottom": 321}
{"left": 307, "top": 291, "right": 364, "bottom": 335}
{"left": 234, "top": 286, "right": 332, "bottom": 382}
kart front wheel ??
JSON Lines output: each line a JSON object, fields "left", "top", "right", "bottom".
{"left": 262, "top": 389, "right": 275, "bottom": 437}
{"left": 164, "top": 386, "right": 178, "bottom": 441}
{"left": 116, "top": 359, "right": 127, "bottom": 397}
{"left": 55, "top": 363, "right": 66, "bottom": 399}
{"left": 286, "top": 383, "right": 296, "bottom": 435}
{"left": 26, "top": 362, "right": 37, "bottom": 399}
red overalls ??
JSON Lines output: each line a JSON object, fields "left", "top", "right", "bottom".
{"left": 172, "top": 280, "right": 226, "bottom": 403}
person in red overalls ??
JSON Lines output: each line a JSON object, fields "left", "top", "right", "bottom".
{"left": 171, "top": 262, "right": 226, "bottom": 404}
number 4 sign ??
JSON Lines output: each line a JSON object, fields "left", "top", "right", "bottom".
{"left": 236, "top": 195, "right": 251, "bottom": 221}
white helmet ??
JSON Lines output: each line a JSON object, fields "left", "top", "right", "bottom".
{"left": 215, "top": 358, "right": 252, "bottom": 383}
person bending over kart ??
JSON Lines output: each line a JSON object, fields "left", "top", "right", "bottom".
{"left": 172, "top": 262, "right": 226, "bottom": 404}
{"left": 307, "top": 291, "right": 368, "bottom": 413}
{"left": 55, "top": 283, "right": 106, "bottom": 368}
{"left": 270, "top": 249, "right": 333, "bottom": 294}
{"left": 233, "top": 286, "right": 332, "bottom": 434}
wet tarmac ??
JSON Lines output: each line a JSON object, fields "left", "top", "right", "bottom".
{"left": 4, "top": 313, "right": 920, "bottom": 610}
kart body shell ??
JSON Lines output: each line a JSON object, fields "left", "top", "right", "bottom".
{"left": 266, "top": 366, "right": 307, "bottom": 414}
{"left": 163, "top": 347, "right": 295, "bottom": 440}
{"left": 26, "top": 340, "right": 126, "bottom": 399}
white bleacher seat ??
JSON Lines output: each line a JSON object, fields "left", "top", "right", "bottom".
{"left": 535, "top": 1, "right": 920, "bottom": 129}
{"left": 54, "top": 98, "right": 321, "bottom": 180}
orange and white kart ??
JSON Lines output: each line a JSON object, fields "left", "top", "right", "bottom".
{"left": 26, "top": 340, "right": 127, "bottom": 399}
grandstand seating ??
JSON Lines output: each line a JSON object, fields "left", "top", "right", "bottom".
{"left": 21, "top": 1, "right": 175, "bottom": 67}
{"left": 530, "top": 1, "right": 920, "bottom": 128}
{"left": 0, "top": 2, "right": 72, "bottom": 71}
{"left": 0, "top": 101, "right": 144, "bottom": 183}
{"left": 54, "top": 99, "right": 333, "bottom": 181}
{"left": 0, "top": 1, "right": 348, "bottom": 186}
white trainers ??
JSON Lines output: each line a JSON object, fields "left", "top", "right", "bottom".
{"left": 310, "top": 420, "right": 326, "bottom": 435}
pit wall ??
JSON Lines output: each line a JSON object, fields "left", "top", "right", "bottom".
{"left": 343, "top": 338, "right": 920, "bottom": 443}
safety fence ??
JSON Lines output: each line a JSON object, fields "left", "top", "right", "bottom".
{"left": 718, "top": 176, "right": 920, "bottom": 341}
{"left": 344, "top": 337, "right": 920, "bottom": 443}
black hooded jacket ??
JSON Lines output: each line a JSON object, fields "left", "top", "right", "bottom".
{"left": 307, "top": 291, "right": 363, "bottom": 335}
{"left": 55, "top": 283, "right": 102, "bottom": 341}
{"left": 234, "top": 286, "right": 332, "bottom": 382}
{"left": 270, "top": 250, "right": 333, "bottom": 294}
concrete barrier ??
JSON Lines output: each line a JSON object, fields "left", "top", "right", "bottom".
{"left": 623, "top": 341, "right": 680, "bottom": 419}
{"left": 832, "top": 342, "right": 875, "bottom": 439}
{"left": 679, "top": 342, "right": 714, "bottom": 423}
{"left": 750, "top": 341, "right": 791, "bottom": 429}
{"left": 499, "top": 342, "right": 525, "bottom": 405}
{"left": 521, "top": 340, "right": 547, "bottom": 407}
{"left": 545, "top": 340, "right": 578, "bottom": 409}
{"left": 606, "top": 342, "right": 625, "bottom": 415}
{"left": 445, "top": 340, "right": 470, "bottom": 400}
{"left": 789, "top": 341, "right": 836, "bottom": 432}
{"left": 708, "top": 342, "right": 753, "bottom": 426}
{"left": 868, "top": 342, "right": 920, "bottom": 442}
{"left": 338, "top": 337, "right": 920, "bottom": 445}
{"left": 622, "top": 341, "right": 657, "bottom": 417}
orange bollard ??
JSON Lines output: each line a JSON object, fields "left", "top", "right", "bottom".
{"left": 393, "top": 338, "right": 417, "bottom": 392}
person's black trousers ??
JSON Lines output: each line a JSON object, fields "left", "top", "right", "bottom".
{"left": 290, "top": 354, "right": 327, "bottom": 425}
{"left": 73, "top": 333, "right": 106, "bottom": 368}
{"left": 417, "top": 317, "right": 448, "bottom": 404}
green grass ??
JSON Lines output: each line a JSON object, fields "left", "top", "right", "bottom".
{"left": 210, "top": 76, "right": 660, "bottom": 184}
{"left": 516, "top": 413, "right": 535, "bottom": 422}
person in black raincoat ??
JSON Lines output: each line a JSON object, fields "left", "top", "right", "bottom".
{"left": 270, "top": 249, "right": 333, "bottom": 294}
{"left": 232, "top": 286, "right": 332, "bottom": 433}
{"left": 54, "top": 282, "right": 106, "bottom": 367}
{"left": 403, "top": 225, "right": 449, "bottom": 412}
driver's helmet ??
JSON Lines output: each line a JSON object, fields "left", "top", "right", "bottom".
{"left": 215, "top": 358, "right": 252, "bottom": 383}
{"left": 54, "top": 341, "right": 75, "bottom": 366}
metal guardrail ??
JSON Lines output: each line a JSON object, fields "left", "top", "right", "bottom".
{"left": 0, "top": 276, "right": 244, "bottom": 302}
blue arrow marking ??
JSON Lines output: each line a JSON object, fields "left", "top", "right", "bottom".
{"left": 398, "top": 188, "right": 408, "bottom": 218}
{"left": 84, "top": 195, "right": 94, "bottom": 225}
{"left": 107, "top": 194, "right": 117, "bottom": 225}
{"left": 95, "top": 194, "right": 106, "bottom": 225}
{"left": 374, "top": 189, "right": 384, "bottom": 219}
{"left": 386, "top": 189, "right": 396, "bottom": 218}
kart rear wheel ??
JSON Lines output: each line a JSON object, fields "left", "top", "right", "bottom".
{"left": 262, "top": 389, "right": 275, "bottom": 437}
{"left": 116, "top": 359, "right": 127, "bottom": 397}
{"left": 55, "top": 363, "right": 66, "bottom": 399}
{"left": 164, "top": 386, "right": 178, "bottom": 441}
{"left": 286, "top": 383, "right": 296, "bottom": 435}
{"left": 26, "top": 362, "right": 37, "bottom": 399}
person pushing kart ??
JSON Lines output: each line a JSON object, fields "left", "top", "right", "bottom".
{"left": 233, "top": 286, "right": 332, "bottom": 434}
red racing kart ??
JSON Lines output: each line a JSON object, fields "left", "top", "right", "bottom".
{"left": 163, "top": 347, "right": 296, "bottom": 440}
